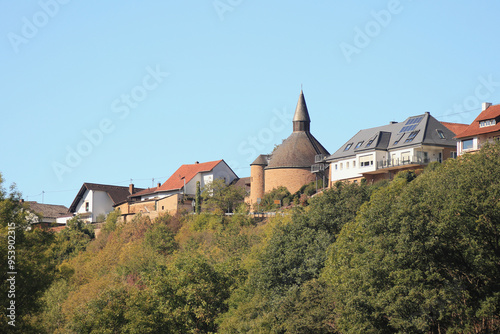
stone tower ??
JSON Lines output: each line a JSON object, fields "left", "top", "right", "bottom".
{"left": 248, "top": 90, "right": 329, "bottom": 207}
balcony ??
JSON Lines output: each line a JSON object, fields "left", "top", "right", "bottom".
{"left": 311, "top": 163, "right": 326, "bottom": 173}
{"left": 315, "top": 154, "right": 327, "bottom": 163}
{"left": 374, "top": 155, "right": 440, "bottom": 171}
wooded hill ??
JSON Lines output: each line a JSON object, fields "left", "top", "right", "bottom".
{"left": 1, "top": 143, "right": 500, "bottom": 333}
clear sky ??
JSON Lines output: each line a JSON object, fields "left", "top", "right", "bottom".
{"left": 1, "top": 1, "right": 500, "bottom": 207}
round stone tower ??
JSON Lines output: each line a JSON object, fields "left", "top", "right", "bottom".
{"left": 263, "top": 90, "right": 329, "bottom": 194}
{"left": 249, "top": 154, "right": 269, "bottom": 206}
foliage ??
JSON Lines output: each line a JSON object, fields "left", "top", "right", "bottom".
{"left": 12, "top": 144, "right": 500, "bottom": 333}
{"left": 323, "top": 142, "right": 500, "bottom": 333}
{"left": 195, "top": 180, "right": 201, "bottom": 214}
{"left": 101, "top": 209, "right": 121, "bottom": 234}
{"left": 202, "top": 178, "right": 247, "bottom": 214}
{"left": 258, "top": 186, "right": 292, "bottom": 211}
{"left": 48, "top": 215, "right": 94, "bottom": 263}
{"left": 275, "top": 279, "right": 337, "bottom": 333}
{"left": 0, "top": 173, "right": 57, "bottom": 333}
{"left": 220, "top": 182, "right": 371, "bottom": 332}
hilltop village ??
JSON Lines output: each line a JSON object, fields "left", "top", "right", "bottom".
{"left": 24, "top": 91, "right": 500, "bottom": 227}
{"left": 6, "top": 92, "right": 500, "bottom": 333}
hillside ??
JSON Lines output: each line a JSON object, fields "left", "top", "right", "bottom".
{"left": 2, "top": 143, "right": 500, "bottom": 333}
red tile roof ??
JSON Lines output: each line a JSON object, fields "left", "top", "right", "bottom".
{"left": 440, "top": 122, "right": 469, "bottom": 136}
{"left": 131, "top": 187, "right": 158, "bottom": 197}
{"left": 455, "top": 104, "right": 500, "bottom": 138}
{"left": 157, "top": 160, "right": 223, "bottom": 192}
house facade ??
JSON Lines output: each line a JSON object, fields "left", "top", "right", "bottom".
{"left": 115, "top": 159, "right": 238, "bottom": 220}
{"left": 455, "top": 102, "right": 500, "bottom": 155}
{"left": 324, "top": 112, "right": 462, "bottom": 184}
{"left": 69, "top": 183, "right": 143, "bottom": 223}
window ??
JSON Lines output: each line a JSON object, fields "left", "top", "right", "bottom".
{"left": 335, "top": 164, "right": 338, "bottom": 170}
{"left": 401, "top": 151, "right": 411, "bottom": 163}
{"left": 346, "top": 162, "right": 349, "bottom": 169}
{"left": 355, "top": 141, "right": 364, "bottom": 149}
{"left": 344, "top": 143, "right": 353, "bottom": 151}
{"left": 85, "top": 202, "right": 89, "bottom": 212}
{"left": 359, "top": 155, "right": 373, "bottom": 167}
{"left": 340, "top": 163, "right": 343, "bottom": 170}
{"left": 450, "top": 151, "right": 457, "bottom": 159}
{"left": 393, "top": 133, "right": 405, "bottom": 145}
{"left": 366, "top": 134, "right": 377, "bottom": 147}
{"left": 353, "top": 160, "right": 356, "bottom": 168}
{"left": 479, "top": 119, "right": 496, "bottom": 127}
{"left": 405, "top": 130, "right": 420, "bottom": 143}
{"left": 417, "top": 151, "right": 428, "bottom": 162}
{"left": 462, "top": 139, "right": 474, "bottom": 150}
{"left": 436, "top": 129, "right": 446, "bottom": 139}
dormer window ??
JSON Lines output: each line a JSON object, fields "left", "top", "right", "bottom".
{"left": 355, "top": 141, "right": 364, "bottom": 149}
{"left": 405, "top": 130, "right": 420, "bottom": 143}
{"left": 479, "top": 119, "right": 496, "bottom": 128}
{"left": 393, "top": 133, "right": 404, "bottom": 145}
{"left": 344, "top": 143, "right": 353, "bottom": 151}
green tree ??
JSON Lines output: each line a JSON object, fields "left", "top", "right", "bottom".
{"left": 220, "top": 182, "right": 371, "bottom": 332}
{"left": 195, "top": 180, "right": 201, "bottom": 214}
{"left": 324, "top": 143, "right": 500, "bottom": 333}
{"left": 202, "top": 178, "right": 246, "bottom": 214}
{"left": 259, "top": 186, "right": 292, "bottom": 211}
{"left": 0, "top": 173, "right": 57, "bottom": 333}
{"left": 48, "top": 215, "right": 94, "bottom": 263}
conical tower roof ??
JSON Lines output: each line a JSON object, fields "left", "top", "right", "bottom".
{"left": 293, "top": 90, "right": 311, "bottom": 122}
{"left": 293, "top": 90, "right": 311, "bottom": 132}
{"left": 267, "top": 90, "right": 329, "bottom": 169}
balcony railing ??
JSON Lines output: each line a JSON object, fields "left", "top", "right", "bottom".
{"left": 376, "top": 155, "right": 440, "bottom": 169}
{"left": 311, "top": 163, "right": 326, "bottom": 172}
{"left": 315, "top": 154, "right": 326, "bottom": 163}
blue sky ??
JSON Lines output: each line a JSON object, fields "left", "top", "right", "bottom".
{"left": 1, "top": 1, "right": 500, "bottom": 207}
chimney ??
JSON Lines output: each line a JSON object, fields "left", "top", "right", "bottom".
{"left": 157, "top": 183, "right": 161, "bottom": 188}
{"left": 389, "top": 121, "right": 398, "bottom": 124}
{"left": 129, "top": 184, "right": 134, "bottom": 194}
{"left": 19, "top": 199, "right": 24, "bottom": 203}
{"left": 195, "top": 161, "right": 199, "bottom": 164}
{"left": 482, "top": 102, "right": 492, "bottom": 111}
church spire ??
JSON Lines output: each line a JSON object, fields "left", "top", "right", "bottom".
{"left": 293, "top": 90, "right": 311, "bottom": 132}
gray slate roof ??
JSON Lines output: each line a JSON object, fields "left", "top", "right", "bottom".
{"left": 327, "top": 112, "right": 457, "bottom": 161}
{"left": 251, "top": 154, "right": 270, "bottom": 166}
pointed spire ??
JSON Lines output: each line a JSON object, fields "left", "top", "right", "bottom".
{"left": 293, "top": 90, "right": 311, "bottom": 132}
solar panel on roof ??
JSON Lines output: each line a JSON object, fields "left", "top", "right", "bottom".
{"left": 405, "top": 116, "right": 423, "bottom": 126}
{"left": 399, "top": 124, "right": 418, "bottom": 133}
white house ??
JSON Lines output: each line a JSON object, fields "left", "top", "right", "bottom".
{"left": 69, "top": 183, "right": 143, "bottom": 223}
{"left": 324, "top": 112, "right": 463, "bottom": 184}
{"left": 455, "top": 102, "right": 500, "bottom": 156}
{"left": 129, "top": 159, "right": 238, "bottom": 202}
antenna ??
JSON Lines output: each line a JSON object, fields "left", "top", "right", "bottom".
{"left": 42, "top": 190, "right": 45, "bottom": 204}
